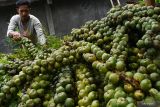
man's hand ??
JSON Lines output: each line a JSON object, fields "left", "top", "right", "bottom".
{"left": 22, "top": 31, "right": 30, "bottom": 39}
{"left": 9, "top": 32, "right": 21, "bottom": 41}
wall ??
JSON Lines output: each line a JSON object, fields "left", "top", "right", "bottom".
{"left": 52, "top": 0, "right": 112, "bottom": 36}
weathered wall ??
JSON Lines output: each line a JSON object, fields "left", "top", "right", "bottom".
{"left": 52, "top": 0, "right": 112, "bottom": 36}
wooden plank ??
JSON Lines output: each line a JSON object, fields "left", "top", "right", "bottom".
{"left": 45, "top": 4, "right": 55, "bottom": 35}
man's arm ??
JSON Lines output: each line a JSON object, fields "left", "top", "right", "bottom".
{"left": 7, "top": 16, "right": 21, "bottom": 40}
{"left": 34, "top": 17, "right": 46, "bottom": 45}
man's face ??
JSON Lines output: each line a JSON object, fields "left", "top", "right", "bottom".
{"left": 17, "top": 5, "right": 30, "bottom": 22}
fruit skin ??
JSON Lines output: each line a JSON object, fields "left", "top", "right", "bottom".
{"left": 98, "top": 63, "right": 108, "bottom": 73}
{"left": 116, "top": 61, "right": 125, "bottom": 71}
{"left": 140, "top": 79, "right": 152, "bottom": 91}
{"left": 150, "top": 72, "right": 159, "bottom": 81}
{"left": 126, "top": 103, "right": 136, "bottom": 107}
{"left": 91, "top": 100, "right": 100, "bottom": 107}
{"left": 124, "top": 83, "right": 134, "bottom": 93}
{"left": 54, "top": 92, "right": 67, "bottom": 104}
{"left": 155, "top": 92, "right": 160, "bottom": 101}
{"left": 26, "top": 99, "right": 34, "bottom": 107}
{"left": 149, "top": 88, "right": 158, "bottom": 97}
{"left": 65, "top": 84, "right": 73, "bottom": 93}
{"left": 126, "top": 97, "right": 135, "bottom": 103}
{"left": 88, "top": 91, "right": 98, "bottom": 101}
{"left": 147, "top": 64, "right": 157, "bottom": 73}
{"left": 109, "top": 73, "right": 119, "bottom": 84}
{"left": 106, "top": 98, "right": 117, "bottom": 107}
{"left": 21, "top": 94, "right": 30, "bottom": 103}
{"left": 56, "top": 86, "right": 65, "bottom": 93}
{"left": 143, "top": 96, "right": 155, "bottom": 106}
{"left": 64, "top": 98, "right": 75, "bottom": 107}
{"left": 114, "top": 90, "right": 127, "bottom": 98}
{"left": 104, "top": 89, "right": 115, "bottom": 101}
{"left": 117, "top": 97, "right": 128, "bottom": 107}
{"left": 134, "top": 90, "right": 144, "bottom": 101}
{"left": 104, "top": 83, "right": 114, "bottom": 92}
{"left": 133, "top": 72, "right": 144, "bottom": 82}
{"left": 155, "top": 81, "right": 160, "bottom": 90}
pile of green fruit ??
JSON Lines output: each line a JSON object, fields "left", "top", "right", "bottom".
{"left": 1, "top": 4, "right": 160, "bottom": 107}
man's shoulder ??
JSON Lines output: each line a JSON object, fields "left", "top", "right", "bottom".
{"left": 29, "top": 15, "right": 39, "bottom": 21}
{"left": 29, "top": 15, "right": 41, "bottom": 24}
{"left": 11, "top": 15, "right": 20, "bottom": 20}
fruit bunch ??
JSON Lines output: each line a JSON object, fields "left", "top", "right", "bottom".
{"left": 18, "top": 74, "right": 50, "bottom": 107}
{"left": 53, "top": 68, "right": 75, "bottom": 107}
{"left": 75, "top": 64, "right": 100, "bottom": 107}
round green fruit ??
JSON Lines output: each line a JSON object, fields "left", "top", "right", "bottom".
{"left": 124, "top": 83, "right": 134, "bottom": 93}
{"left": 133, "top": 72, "right": 144, "bottom": 82}
{"left": 65, "top": 98, "right": 75, "bottom": 107}
{"left": 117, "top": 97, "right": 128, "bottom": 107}
{"left": 107, "top": 98, "right": 117, "bottom": 107}
{"left": 56, "top": 92, "right": 67, "bottom": 103}
{"left": 147, "top": 64, "right": 157, "bottom": 73}
{"left": 104, "top": 89, "right": 115, "bottom": 101}
{"left": 56, "top": 86, "right": 65, "bottom": 93}
{"left": 143, "top": 96, "right": 155, "bottom": 106}
{"left": 155, "top": 81, "right": 160, "bottom": 90}
{"left": 28, "top": 89, "right": 38, "bottom": 98}
{"left": 65, "top": 84, "right": 73, "bottom": 93}
{"left": 114, "top": 90, "right": 127, "bottom": 98}
{"left": 81, "top": 96, "right": 91, "bottom": 106}
{"left": 140, "top": 79, "right": 152, "bottom": 91}
{"left": 88, "top": 91, "right": 98, "bottom": 101}
{"left": 10, "top": 87, "right": 16, "bottom": 93}
{"left": 0, "top": 93, "right": 5, "bottom": 99}
{"left": 21, "top": 94, "right": 30, "bottom": 102}
{"left": 134, "top": 90, "right": 144, "bottom": 101}
{"left": 102, "top": 53, "right": 110, "bottom": 62}
{"left": 126, "top": 97, "right": 135, "bottom": 103}
{"left": 116, "top": 61, "right": 125, "bottom": 71}
{"left": 26, "top": 99, "right": 34, "bottom": 107}
{"left": 37, "top": 88, "right": 45, "bottom": 97}
{"left": 33, "top": 98, "right": 41, "bottom": 105}
{"left": 126, "top": 103, "right": 136, "bottom": 107}
{"left": 104, "top": 83, "right": 114, "bottom": 92}
{"left": 150, "top": 72, "right": 159, "bottom": 81}
{"left": 98, "top": 63, "right": 107, "bottom": 73}
{"left": 91, "top": 100, "right": 100, "bottom": 107}
{"left": 1, "top": 85, "right": 10, "bottom": 93}
{"left": 79, "top": 90, "right": 87, "bottom": 99}
{"left": 109, "top": 73, "right": 119, "bottom": 84}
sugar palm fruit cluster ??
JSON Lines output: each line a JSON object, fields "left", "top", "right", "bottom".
{"left": 70, "top": 4, "right": 160, "bottom": 106}
{"left": 18, "top": 74, "right": 50, "bottom": 107}
{"left": 16, "top": 37, "right": 39, "bottom": 59}
{"left": 74, "top": 64, "right": 100, "bottom": 107}
{"left": 53, "top": 68, "right": 75, "bottom": 107}
{"left": 1, "top": 4, "right": 160, "bottom": 107}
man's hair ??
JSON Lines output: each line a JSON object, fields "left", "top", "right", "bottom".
{"left": 16, "top": 0, "right": 31, "bottom": 8}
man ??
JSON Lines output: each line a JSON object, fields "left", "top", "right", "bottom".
{"left": 7, "top": 0, "right": 46, "bottom": 45}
